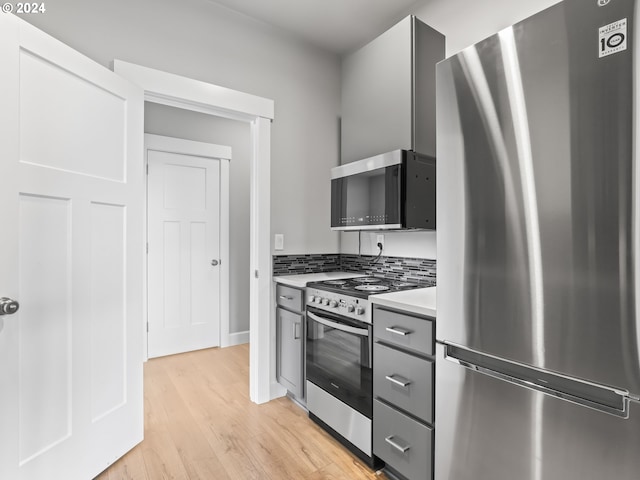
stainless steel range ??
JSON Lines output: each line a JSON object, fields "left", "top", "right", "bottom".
{"left": 304, "top": 276, "right": 425, "bottom": 466}
{"left": 307, "top": 276, "right": 426, "bottom": 322}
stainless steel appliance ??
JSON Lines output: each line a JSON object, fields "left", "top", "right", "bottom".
{"left": 436, "top": 0, "right": 640, "bottom": 479}
{"left": 305, "top": 277, "right": 424, "bottom": 466}
{"left": 331, "top": 150, "right": 435, "bottom": 231}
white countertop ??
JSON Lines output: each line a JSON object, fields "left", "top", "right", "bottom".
{"left": 273, "top": 271, "right": 365, "bottom": 289}
{"left": 370, "top": 287, "right": 436, "bottom": 317}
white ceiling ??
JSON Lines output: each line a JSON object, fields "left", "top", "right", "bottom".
{"left": 207, "top": 0, "right": 427, "bottom": 55}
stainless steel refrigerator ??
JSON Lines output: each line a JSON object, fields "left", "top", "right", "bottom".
{"left": 436, "top": 0, "right": 640, "bottom": 479}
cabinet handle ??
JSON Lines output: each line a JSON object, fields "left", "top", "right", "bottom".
{"left": 385, "top": 326, "right": 412, "bottom": 336}
{"left": 279, "top": 295, "right": 294, "bottom": 301}
{"left": 293, "top": 322, "right": 301, "bottom": 340}
{"left": 385, "top": 374, "right": 411, "bottom": 388}
{"left": 384, "top": 435, "right": 411, "bottom": 453}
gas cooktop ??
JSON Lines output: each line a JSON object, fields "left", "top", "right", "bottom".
{"left": 307, "top": 276, "right": 429, "bottom": 299}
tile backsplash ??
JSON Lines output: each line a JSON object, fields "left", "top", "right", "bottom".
{"left": 340, "top": 254, "right": 436, "bottom": 285}
{"left": 273, "top": 253, "right": 436, "bottom": 286}
{"left": 273, "top": 254, "right": 341, "bottom": 275}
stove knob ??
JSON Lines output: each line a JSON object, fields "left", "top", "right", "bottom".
{"left": 355, "top": 306, "right": 365, "bottom": 315}
{"left": 315, "top": 296, "right": 323, "bottom": 304}
{"left": 308, "top": 295, "right": 315, "bottom": 303}
{"left": 346, "top": 304, "right": 355, "bottom": 313}
{"left": 322, "top": 298, "right": 329, "bottom": 306}
{"left": 329, "top": 300, "right": 338, "bottom": 308}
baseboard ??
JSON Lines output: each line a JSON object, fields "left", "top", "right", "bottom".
{"left": 225, "top": 330, "right": 249, "bottom": 347}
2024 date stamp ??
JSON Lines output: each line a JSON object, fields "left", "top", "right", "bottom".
{"left": 2, "top": 3, "right": 46, "bottom": 13}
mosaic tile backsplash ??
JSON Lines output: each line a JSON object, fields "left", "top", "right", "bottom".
{"left": 273, "top": 253, "right": 436, "bottom": 286}
{"left": 273, "top": 254, "right": 341, "bottom": 275}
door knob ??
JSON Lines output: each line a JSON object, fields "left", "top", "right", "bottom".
{"left": 0, "top": 297, "right": 20, "bottom": 316}
{"left": 211, "top": 260, "right": 219, "bottom": 266}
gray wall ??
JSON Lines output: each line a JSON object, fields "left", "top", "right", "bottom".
{"left": 20, "top": 0, "right": 564, "bottom": 268}
{"left": 340, "top": 0, "right": 563, "bottom": 260}
{"left": 145, "top": 103, "right": 251, "bottom": 333}
{"left": 20, "top": 0, "right": 342, "bottom": 258}
{"left": 20, "top": 0, "right": 343, "bottom": 335}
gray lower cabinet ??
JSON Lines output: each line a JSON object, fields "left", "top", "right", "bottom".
{"left": 276, "top": 284, "right": 305, "bottom": 400}
{"left": 373, "top": 305, "right": 435, "bottom": 480}
{"left": 374, "top": 399, "right": 434, "bottom": 480}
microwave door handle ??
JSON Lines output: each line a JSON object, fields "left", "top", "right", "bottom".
{"left": 307, "top": 311, "right": 369, "bottom": 337}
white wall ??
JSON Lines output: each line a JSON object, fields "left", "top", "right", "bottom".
{"left": 20, "top": 0, "right": 342, "bottom": 257}
{"left": 340, "top": 0, "right": 563, "bottom": 260}
{"left": 144, "top": 103, "right": 251, "bottom": 334}
{"left": 341, "top": 230, "right": 437, "bottom": 258}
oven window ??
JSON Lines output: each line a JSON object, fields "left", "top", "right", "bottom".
{"left": 306, "top": 309, "right": 372, "bottom": 417}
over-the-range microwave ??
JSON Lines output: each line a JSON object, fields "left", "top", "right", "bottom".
{"left": 330, "top": 149, "right": 435, "bottom": 231}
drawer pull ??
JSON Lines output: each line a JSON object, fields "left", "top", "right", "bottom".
{"left": 385, "top": 374, "right": 411, "bottom": 388}
{"left": 386, "top": 326, "right": 412, "bottom": 336}
{"left": 279, "top": 295, "right": 294, "bottom": 301}
{"left": 384, "top": 435, "right": 411, "bottom": 453}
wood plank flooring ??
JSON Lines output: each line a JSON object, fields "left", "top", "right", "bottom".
{"left": 95, "top": 344, "right": 386, "bottom": 479}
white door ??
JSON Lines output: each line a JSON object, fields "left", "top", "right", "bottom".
{"left": 0, "top": 14, "right": 144, "bottom": 480}
{"left": 146, "top": 135, "right": 230, "bottom": 358}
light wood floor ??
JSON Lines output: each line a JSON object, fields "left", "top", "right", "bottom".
{"left": 95, "top": 344, "right": 386, "bottom": 479}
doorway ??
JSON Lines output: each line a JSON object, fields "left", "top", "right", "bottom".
{"left": 114, "top": 60, "right": 275, "bottom": 403}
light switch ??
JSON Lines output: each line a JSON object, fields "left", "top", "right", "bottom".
{"left": 275, "top": 234, "right": 284, "bottom": 251}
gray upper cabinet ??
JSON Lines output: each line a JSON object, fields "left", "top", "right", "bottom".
{"left": 341, "top": 16, "right": 445, "bottom": 164}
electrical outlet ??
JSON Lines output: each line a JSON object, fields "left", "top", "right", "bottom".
{"left": 376, "top": 234, "right": 384, "bottom": 250}
{"left": 275, "top": 234, "right": 284, "bottom": 251}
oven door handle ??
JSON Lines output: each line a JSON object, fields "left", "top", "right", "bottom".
{"left": 307, "top": 311, "right": 369, "bottom": 337}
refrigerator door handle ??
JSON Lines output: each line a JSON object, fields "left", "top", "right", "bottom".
{"left": 443, "top": 342, "right": 631, "bottom": 418}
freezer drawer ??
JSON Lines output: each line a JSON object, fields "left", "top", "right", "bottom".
{"left": 374, "top": 306, "right": 434, "bottom": 356}
{"left": 435, "top": 343, "right": 640, "bottom": 480}
{"left": 374, "top": 342, "right": 434, "bottom": 423}
{"left": 374, "top": 399, "right": 433, "bottom": 480}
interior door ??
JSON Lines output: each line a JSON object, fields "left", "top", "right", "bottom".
{"left": 0, "top": 14, "right": 144, "bottom": 480}
{"left": 146, "top": 135, "right": 227, "bottom": 358}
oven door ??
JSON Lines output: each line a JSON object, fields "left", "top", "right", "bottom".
{"left": 306, "top": 306, "right": 373, "bottom": 418}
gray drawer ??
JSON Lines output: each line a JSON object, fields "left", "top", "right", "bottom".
{"left": 374, "top": 342, "right": 434, "bottom": 424}
{"left": 276, "top": 284, "right": 304, "bottom": 312}
{"left": 374, "top": 306, "right": 434, "bottom": 355}
{"left": 374, "top": 399, "right": 433, "bottom": 480}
